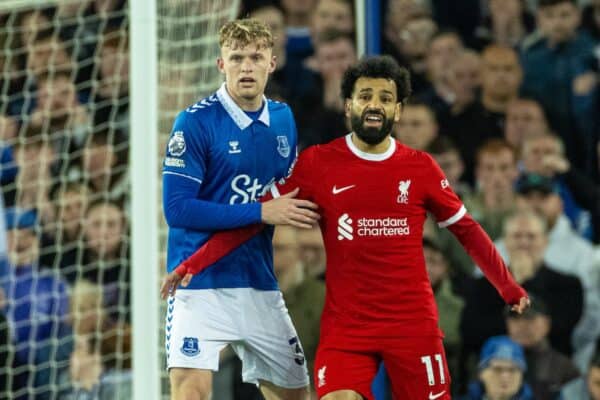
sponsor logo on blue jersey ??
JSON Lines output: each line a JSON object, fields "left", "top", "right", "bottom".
{"left": 230, "top": 175, "right": 274, "bottom": 204}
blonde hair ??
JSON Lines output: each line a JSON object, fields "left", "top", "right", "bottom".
{"left": 219, "top": 18, "right": 273, "bottom": 49}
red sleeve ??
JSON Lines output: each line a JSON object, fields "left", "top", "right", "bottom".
{"left": 423, "top": 153, "right": 466, "bottom": 227}
{"left": 175, "top": 147, "right": 317, "bottom": 277}
{"left": 176, "top": 224, "right": 265, "bottom": 276}
{"left": 270, "top": 146, "right": 316, "bottom": 200}
{"left": 422, "top": 153, "right": 527, "bottom": 305}
{"left": 447, "top": 214, "right": 527, "bottom": 305}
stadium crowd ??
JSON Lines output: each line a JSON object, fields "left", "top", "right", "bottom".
{"left": 0, "top": 0, "right": 599, "bottom": 399}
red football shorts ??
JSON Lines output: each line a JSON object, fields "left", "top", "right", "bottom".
{"left": 314, "top": 333, "right": 451, "bottom": 399}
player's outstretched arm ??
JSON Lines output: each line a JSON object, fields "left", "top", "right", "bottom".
{"left": 447, "top": 213, "right": 530, "bottom": 312}
{"left": 160, "top": 189, "right": 320, "bottom": 299}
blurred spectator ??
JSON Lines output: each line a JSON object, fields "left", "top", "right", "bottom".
{"left": 0, "top": 30, "right": 22, "bottom": 117}
{"left": 0, "top": 115, "right": 19, "bottom": 143}
{"left": 432, "top": 140, "right": 518, "bottom": 290}
{"left": 479, "top": 45, "right": 522, "bottom": 136}
{"left": 42, "top": 182, "right": 90, "bottom": 282}
{"left": 59, "top": 280, "right": 131, "bottom": 399}
{"left": 296, "top": 225, "right": 325, "bottom": 279}
{"left": 423, "top": 237, "right": 464, "bottom": 377}
{"left": 441, "top": 46, "right": 522, "bottom": 185}
{"left": 561, "top": 344, "right": 600, "bottom": 400}
{"left": 503, "top": 173, "right": 600, "bottom": 356}
{"left": 473, "top": 0, "right": 535, "bottom": 50}
{"left": 32, "top": 70, "right": 90, "bottom": 132}
{"left": 79, "top": 201, "right": 129, "bottom": 319}
{"left": 520, "top": 0, "right": 599, "bottom": 180}
{"left": 92, "top": 25, "right": 129, "bottom": 134}
{"left": 74, "top": 129, "right": 128, "bottom": 204}
{"left": 273, "top": 226, "right": 325, "bottom": 378}
{"left": 251, "top": 3, "right": 316, "bottom": 103}
{"left": 383, "top": 9, "right": 438, "bottom": 94}
{"left": 281, "top": 0, "right": 318, "bottom": 67}
{"left": 26, "top": 28, "right": 74, "bottom": 79}
{"left": 418, "top": 30, "right": 464, "bottom": 119}
{"left": 461, "top": 335, "right": 534, "bottom": 400}
{"left": 581, "top": 0, "right": 600, "bottom": 40}
{"left": 461, "top": 210, "right": 583, "bottom": 375}
{"left": 14, "top": 8, "right": 55, "bottom": 52}
{"left": 426, "top": 136, "right": 471, "bottom": 199}
{"left": 446, "top": 49, "right": 481, "bottom": 116}
{"left": 311, "top": 0, "right": 354, "bottom": 40}
{"left": 506, "top": 295, "right": 580, "bottom": 399}
{"left": 10, "top": 125, "right": 58, "bottom": 227}
{"left": 504, "top": 98, "right": 549, "bottom": 150}
{"left": 520, "top": 133, "right": 597, "bottom": 240}
{"left": 466, "top": 139, "right": 519, "bottom": 240}
{"left": 295, "top": 30, "right": 356, "bottom": 149}
{"left": 0, "top": 207, "right": 70, "bottom": 398}
{"left": 394, "top": 100, "right": 438, "bottom": 150}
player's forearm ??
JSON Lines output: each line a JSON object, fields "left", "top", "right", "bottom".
{"left": 163, "top": 173, "right": 261, "bottom": 230}
{"left": 176, "top": 224, "right": 265, "bottom": 276}
{"left": 448, "top": 214, "right": 527, "bottom": 304}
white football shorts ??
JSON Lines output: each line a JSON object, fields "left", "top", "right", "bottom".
{"left": 165, "top": 288, "right": 309, "bottom": 388}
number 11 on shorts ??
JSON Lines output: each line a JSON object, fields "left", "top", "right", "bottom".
{"left": 420, "top": 354, "right": 446, "bottom": 385}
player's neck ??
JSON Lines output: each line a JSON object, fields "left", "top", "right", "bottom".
{"left": 351, "top": 133, "right": 392, "bottom": 154}
{"left": 226, "top": 86, "right": 263, "bottom": 111}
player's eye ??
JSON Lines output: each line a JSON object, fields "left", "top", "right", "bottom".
{"left": 251, "top": 54, "right": 263, "bottom": 61}
{"left": 230, "top": 55, "right": 242, "bottom": 62}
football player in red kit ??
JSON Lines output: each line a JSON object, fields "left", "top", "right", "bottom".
{"left": 161, "top": 56, "right": 530, "bottom": 400}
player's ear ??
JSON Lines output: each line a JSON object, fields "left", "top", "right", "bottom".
{"left": 216, "top": 57, "right": 225, "bottom": 74}
{"left": 393, "top": 102, "right": 402, "bottom": 122}
{"left": 344, "top": 99, "right": 352, "bottom": 118}
{"left": 269, "top": 55, "right": 277, "bottom": 73}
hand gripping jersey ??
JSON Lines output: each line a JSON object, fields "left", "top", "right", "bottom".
{"left": 162, "top": 83, "right": 298, "bottom": 290}
{"left": 178, "top": 134, "right": 527, "bottom": 336}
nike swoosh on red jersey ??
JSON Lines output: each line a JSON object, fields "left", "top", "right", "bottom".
{"left": 332, "top": 185, "right": 356, "bottom": 194}
{"left": 429, "top": 390, "right": 446, "bottom": 400}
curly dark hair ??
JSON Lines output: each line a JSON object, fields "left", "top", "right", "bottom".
{"left": 341, "top": 56, "right": 411, "bottom": 103}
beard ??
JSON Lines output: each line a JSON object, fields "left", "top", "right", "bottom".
{"left": 350, "top": 109, "right": 394, "bottom": 145}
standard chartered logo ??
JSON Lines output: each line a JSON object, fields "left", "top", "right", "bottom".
{"left": 337, "top": 213, "right": 410, "bottom": 240}
{"left": 337, "top": 213, "right": 354, "bottom": 240}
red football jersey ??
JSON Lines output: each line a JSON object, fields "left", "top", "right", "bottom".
{"left": 272, "top": 134, "right": 465, "bottom": 337}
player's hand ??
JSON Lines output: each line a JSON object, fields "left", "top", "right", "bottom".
{"left": 160, "top": 270, "right": 193, "bottom": 300}
{"left": 261, "top": 188, "right": 320, "bottom": 229}
{"left": 510, "top": 297, "right": 531, "bottom": 314}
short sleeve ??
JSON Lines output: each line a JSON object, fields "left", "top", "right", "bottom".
{"left": 271, "top": 146, "right": 317, "bottom": 201}
{"left": 423, "top": 153, "right": 466, "bottom": 228}
{"left": 162, "top": 111, "right": 208, "bottom": 184}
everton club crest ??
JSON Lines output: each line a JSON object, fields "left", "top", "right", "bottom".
{"left": 181, "top": 337, "right": 200, "bottom": 357}
{"left": 276, "top": 135, "right": 290, "bottom": 158}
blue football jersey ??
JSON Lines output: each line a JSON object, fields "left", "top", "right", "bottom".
{"left": 163, "top": 83, "right": 298, "bottom": 290}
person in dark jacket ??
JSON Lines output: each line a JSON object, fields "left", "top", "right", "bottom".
{"left": 506, "top": 295, "right": 580, "bottom": 399}
{"left": 460, "top": 210, "right": 583, "bottom": 380}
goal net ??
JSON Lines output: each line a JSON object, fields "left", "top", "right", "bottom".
{"left": 0, "top": 0, "right": 238, "bottom": 398}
